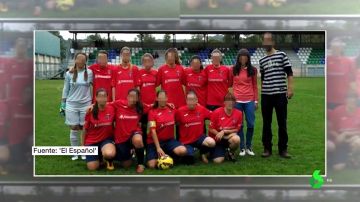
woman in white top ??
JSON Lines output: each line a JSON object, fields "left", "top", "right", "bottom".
{"left": 61, "top": 52, "right": 93, "bottom": 160}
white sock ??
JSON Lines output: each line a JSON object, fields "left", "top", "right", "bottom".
{"left": 70, "top": 130, "right": 79, "bottom": 147}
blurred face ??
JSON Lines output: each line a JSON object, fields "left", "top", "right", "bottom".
{"left": 211, "top": 52, "right": 221, "bottom": 66}
{"left": 142, "top": 56, "right": 153, "bottom": 69}
{"left": 127, "top": 91, "right": 139, "bottom": 107}
{"left": 97, "top": 53, "right": 108, "bottom": 67}
{"left": 262, "top": 33, "right": 274, "bottom": 52}
{"left": 96, "top": 91, "right": 108, "bottom": 106}
{"left": 186, "top": 93, "right": 198, "bottom": 110}
{"left": 224, "top": 99, "right": 235, "bottom": 110}
{"left": 191, "top": 58, "right": 201, "bottom": 71}
{"left": 121, "top": 50, "right": 131, "bottom": 63}
{"left": 239, "top": 55, "right": 248, "bottom": 66}
{"left": 75, "top": 54, "right": 86, "bottom": 69}
{"left": 166, "top": 52, "right": 176, "bottom": 65}
{"left": 157, "top": 92, "right": 168, "bottom": 108}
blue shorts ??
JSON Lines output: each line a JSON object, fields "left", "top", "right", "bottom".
{"left": 85, "top": 138, "right": 114, "bottom": 163}
{"left": 146, "top": 139, "right": 183, "bottom": 161}
{"left": 210, "top": 138, "right": 230, "bottom": 159}
{"left": 184, "top": 135, "right": 207, "bottom": 156}
{"left": 115, "top": 132, "right": 141, "bottom": 162}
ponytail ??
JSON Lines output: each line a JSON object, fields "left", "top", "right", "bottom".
{"left": 92, "top": 101, "right": 99, "bottom": 120}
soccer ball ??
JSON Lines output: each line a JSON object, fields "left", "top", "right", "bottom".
{"left": 56, "top": 0, "right": 75, "bottom": 11}
{"left": 157, "top": 155, "right": 173, "bottom": 170}
{"left": 267, "top": 0, "right": 287, "bottom": 8}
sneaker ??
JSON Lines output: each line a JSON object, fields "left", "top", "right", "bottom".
{"left": 136, "top": 164, "right": 145, "bottom": 174}
{"left": 81, "top": 155, "right": 86, "bottom": 160}
{"left": 71, "top": 155, "right": 79, "bottom": 161}
{"left": 246, "top": 148, "right": 255, "bottom": 156}
{"left": 261, "top": 150, "right": 272, "bottom": 158}
{"left": 279, "top": 151, "right": 291, "bottom": 159}
{"left": 104, "top": 159, "right": 115, "bottom": 171}
{"left": 239, "top": 149, "right": 246, "bottom": 156}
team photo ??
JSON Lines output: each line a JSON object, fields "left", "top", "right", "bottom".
{"left": 34, "top": 31, "right": 325, "bottom": 175}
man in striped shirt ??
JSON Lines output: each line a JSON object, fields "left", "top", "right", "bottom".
{"left": 259, "top": 32, "right": 294, "bottom": 159}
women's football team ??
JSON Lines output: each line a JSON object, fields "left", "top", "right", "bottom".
{"left": 61, "top": 47, "right": 258, "bottom": 173}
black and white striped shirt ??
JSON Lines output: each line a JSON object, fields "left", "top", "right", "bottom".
{"left": 259, "top": 51, "right": 293, "bottom": 95}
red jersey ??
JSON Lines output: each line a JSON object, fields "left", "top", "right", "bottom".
{"left": 138, "top": 68, "right": 158, "bottom": 106}
{"left": 208, "top": 107, "right": 242, "bottom": 140}
{"left": 84, "top": 104, "right": 115, "bottom": 145}
{"left": 9, "top": 103, "right": 33, "bottom": 145}
{"left": 157, "top": 64, "right": 186, "bottom": 108}
{"left": 147, "top": 106, "right": 175, "bottom": 144}
{"left": 7, "top": 58, "right": 33, "bottom": 103}
{"left": 88, "top": 63, "right": 115, "bottom": 102}
{"left": 113, "top": 100, "right": 141, "bottom": 144}
{"left": 327, "top": 56, "right": 354, "bottom": 105}
{"left": 184, "top": 68, "right": 207, "bottom": 106}
{"left": 112, "top": 64, "right": 140, "bottom": 101}
{"left": 231, "top": 67, "right": 258, "bottom": 102}
{"left": 204, "top": 64, "right": 231, "bottom": 106}
{"left": 175, "top": 105, "right": 211, "bottom": 144}
{"left": 331, "top": 105, "right": 360, "bottom": 133}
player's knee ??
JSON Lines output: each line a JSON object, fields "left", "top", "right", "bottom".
{"left": 174, "top": 146, "right": 187, "bottom": 156}
{"left": 102, "top": 149, "right": 116, "bottom": 159}
{"left": 87, "top": 162, "right": 99, "bottom": 171}
{"left": 204, "top": 137, "right": 216, "bottom": 148}
{"left": 70, "top": 126, "right": 78, "bottom": 130}
{"left": 132, "top": 136, "right": 144, "bottom": 148}
{"left": 213, "top": 157, "right": 224, "bottom": 164}
{"left": 230, "top": 135, "right": 240, "bottom": 145}
{"left": 147, "top": 160, "right": 157, "bottom": 169}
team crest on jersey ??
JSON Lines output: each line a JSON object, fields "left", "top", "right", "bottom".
{"left": 219, "top": 70, "right": 223, "bottom": 76}
{"left": 105, "top": 114, "right": 111, "bottom": 120}
{"left": 232, "top": 119, "right": 237, "bottom": 124}
{"left": 176, "top": 70, "right": 180, "bottom": 77}
{"left": 198, "top": 76, "right": 202, "bottom": 81}
{"left": 196, "top": 112, "right": 200, "bottom": 118}
{"left": 107, "top": 70, "right": 111, "bottom": 74}
{"left": 129, "top": 72, "right": 132, "bottom": 78}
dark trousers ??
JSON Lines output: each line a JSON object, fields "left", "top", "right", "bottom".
{"left": 261, "top": 93, "right": 288, "bottom": 154}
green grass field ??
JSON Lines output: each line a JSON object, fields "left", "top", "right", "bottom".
{"left": 35, "top": 77, "right": 325, "bottom": 176}
{"left": 181, "top": 0, "right": 360, "bottom": 15}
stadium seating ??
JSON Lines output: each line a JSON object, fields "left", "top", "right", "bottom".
{"left": 296, "top": 47, "right": 325, "bottom": 65}
{"left": 77, "top": 46, "right": 325, "bottom": 68}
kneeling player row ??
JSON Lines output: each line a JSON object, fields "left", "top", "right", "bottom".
{"left": 82, "top": 88, "right": 242, "bottom": 173}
